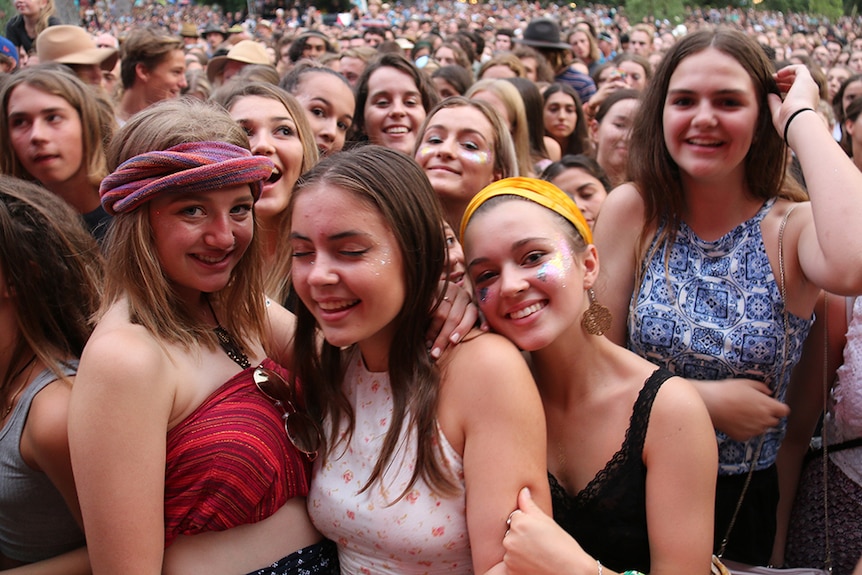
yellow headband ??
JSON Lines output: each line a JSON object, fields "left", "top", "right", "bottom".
{"left": 459, "top": 177, "right": 593, "bottom": 245}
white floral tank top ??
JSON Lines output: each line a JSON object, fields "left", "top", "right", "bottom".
{"left": 307, "top": 350, "right": 472, "bottom": 575}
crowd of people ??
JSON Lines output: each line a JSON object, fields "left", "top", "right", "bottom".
{"left": 3, "top": 1, "right": 862, "bottom": 574}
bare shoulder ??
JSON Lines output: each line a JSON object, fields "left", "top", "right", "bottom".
{"left": 441, "top": 330, "right": 533, "bottom": 394}
{"left": 27, "top": 376, "right": 74, "bottom": 462}
{"left": 78, "top": 306, "right": 175, "bottom": 401}
{"left": 264, "top": 298, "right": 297, "bottom": 367}
{"left": 646, "top": 371, "right": 714, "bottom": 444}
{"left": 594, "top": 183, "right": 646, "bottom": 231}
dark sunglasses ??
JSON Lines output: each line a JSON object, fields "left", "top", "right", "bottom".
{"left": 253, "top": 366, "right": 323, "bottom": 461}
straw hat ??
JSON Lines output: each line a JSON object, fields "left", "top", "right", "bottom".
{"left": 517, "top": 18, "right": 571, "bottom": 50}
{"left": 206, "top": 40, "right": 270, "bottom": 82}
{"left": 180, "top": 23, "right": 199, "bottom": 38}
{"left": 36, "top": 25, "right": 119, "bottom": 70}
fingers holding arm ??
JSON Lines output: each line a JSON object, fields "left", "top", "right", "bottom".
{"left": 691, "top": 378, "right": 790, "bottom": 442}
{"left": 502, "top": 488, "right": 597, "bottom": 575}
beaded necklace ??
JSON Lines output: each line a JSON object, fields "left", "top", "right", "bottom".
{"left": 207, "top": 299, "right": 250, "bottom": 369}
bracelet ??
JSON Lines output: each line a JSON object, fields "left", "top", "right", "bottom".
{"left": 597, "top": 560, "right": 603, "bottom": 575}
{"left": 782, "top": 107, "right": 815, "bottom": 146}
{"left": 622, "top": 571, "right": 646, "bottom": 575}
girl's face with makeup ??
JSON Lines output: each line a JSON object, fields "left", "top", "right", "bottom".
{"left": 464, "top": 199, "right": 590, "bottom": 352}
{"left": 415, "top": 105, "right": 499, "bottom": 221}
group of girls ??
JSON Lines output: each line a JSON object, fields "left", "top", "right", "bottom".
{"left": 3, "top": 25, "right": 862, "bottom": 575}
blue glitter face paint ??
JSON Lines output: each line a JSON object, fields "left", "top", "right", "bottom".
{"left": 479, "top": 286, "right": 489, "bottom": 303}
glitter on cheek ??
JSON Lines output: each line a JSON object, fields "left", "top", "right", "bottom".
{"left": 416, "top": 145, "right": 435, "bottom": 162}
{"left": 478, "top": 286, "right": 490, "bottom": 303}
{"left": 536, "top": 238, "right": 575, "bottom": 283}
{"left": 458, "top": 149, "right": 490, "bottom": 164}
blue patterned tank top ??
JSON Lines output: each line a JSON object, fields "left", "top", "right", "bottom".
{"left": 627, "top": 198, "right": 813, "bottom": 475}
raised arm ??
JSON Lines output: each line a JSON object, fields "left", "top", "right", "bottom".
{"left": 771, "top": 65, "right": 862, "bottom": 294}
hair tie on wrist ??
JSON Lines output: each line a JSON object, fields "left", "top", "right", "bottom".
{"left": 782, "top": 107, "right": 815, "bottom": 146}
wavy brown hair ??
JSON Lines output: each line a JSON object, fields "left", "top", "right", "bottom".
{"left": 0, "top": 176, "right": 103, "bottom": 397}
{"left": 289, "top": 145, "right": 456, "bottom": 498}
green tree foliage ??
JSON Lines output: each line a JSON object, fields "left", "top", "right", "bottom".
{"left": 0, "top": 0, "right": 12, "bottom": 30}
{"left": 626, "top": 0, "right": 686, "bottom": 24}
{"left": 809, "top": 0, "right": 844, "bottom": 18}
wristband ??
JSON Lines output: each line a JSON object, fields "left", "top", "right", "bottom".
{"left": 782, "top": 107, "right": 815, "bottom": 146}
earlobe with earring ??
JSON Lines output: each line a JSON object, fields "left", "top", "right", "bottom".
{"left": 581, "top": 288, "right": 612, "bottom": 336}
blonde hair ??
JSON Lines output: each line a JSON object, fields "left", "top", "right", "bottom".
{"left": 467, "top": 79, "right": 533, "bottom": 176}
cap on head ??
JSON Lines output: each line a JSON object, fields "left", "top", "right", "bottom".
{"left": 0, "top": 35, "right": 18, "bottom": 66}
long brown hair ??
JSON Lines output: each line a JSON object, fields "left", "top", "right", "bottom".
{"left": 0, "top": 66, "right": 115, "bottom": 189}
{"left": 351, "top": 53, "right": 440, "bottom": 145}
{"left": 101, "top": 99, "right": 266, "bottom": 352}
{"left": 628, "top": 27, "right": 802, "bottom": 275}
{"left": 289, "top": 145, "right": 456, "bottom": 498}
{"left": 0, "top": 176, "right": 103, "bottom": 397}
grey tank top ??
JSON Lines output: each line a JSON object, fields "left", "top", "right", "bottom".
{"left": 0, "top": 362, "right": 85, "bottom": 563}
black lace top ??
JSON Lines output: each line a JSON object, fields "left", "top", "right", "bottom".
{"left": 549, "top": 368, "right": 673, "bottom": 574}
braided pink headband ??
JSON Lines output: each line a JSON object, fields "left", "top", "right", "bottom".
{"left": 100, "top": 141, "right": 275, "bottom": 215}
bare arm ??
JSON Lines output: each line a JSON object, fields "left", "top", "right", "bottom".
{"left": 591, "top": 183, "right": 645, "bottom": 346}
{"left": 68, "top": 331, "right": 174, "bottom": 575}
{"left": 771, "top": 292, "right": 846, "bottom": 566}
{"left": 643, "top": 377, "right": 718, "bottom": 575}
{"left": 440, "top": 333, "right": 551, "bottom": 574}
{"left": 771, "top": 66, "right": 862, "bottom": 294}
{"left": 0, "top": 548, "right": 90, "bottom": 575}
{"left": 501, "top": 377, "right": 717, "bottom": 575}
{"left": 22, "top": 377, "right": 83, "bottom": 528}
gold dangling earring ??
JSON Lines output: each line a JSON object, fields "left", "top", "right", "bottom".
{"left": 581, "top": 288, "right": 612, "bottom": 336}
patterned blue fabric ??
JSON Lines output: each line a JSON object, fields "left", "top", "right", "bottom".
{"left": 627, "top": 199, "right": 813, "bottom": 475}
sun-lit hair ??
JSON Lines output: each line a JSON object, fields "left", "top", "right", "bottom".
{"left": 211, "top": 81, "right": 320, "bottom": 303}
{"left": 32, "top": 0, "right": 56, "bottom": 41}
{"left": 101, "top": 98, "right": 265, "bottom": 352}
{"left": 0, "top": 65, "right": 115, "bottom": 189}
{"left": 0, "top": 175, "right": 103, "bottom": 391}
{"left": 289, "top": 145, "right": 455, "bottom": 498}
{"left": 467, "top": 79, "right": 533, "bottom": 176}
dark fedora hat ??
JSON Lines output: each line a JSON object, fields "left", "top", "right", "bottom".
{"left": 518, "top": 18, "right": 571, "bottom": 50}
